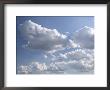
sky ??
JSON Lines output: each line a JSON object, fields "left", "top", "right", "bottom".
{"left": 16, "top": 16, "right": 94, "bottom": 74}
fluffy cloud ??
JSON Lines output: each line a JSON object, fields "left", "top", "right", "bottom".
{"left": 18, "top": 20, "right": 94, "bottom": 74}
{"left": 64, "top": 49, "right": 94, "bottom": 61}
{"left": 20, "top": 20, "right": 94, "bottom": 52}
{"left": 73, "top": 26, "right": 94, "bottom": 49}
{"left": 20, "top": 20, "right": 74, "bottom": 53}
{"left": 17, "top": 65, "right": 32, "bottom": 74}
{"left": 17, "top": 49, "right": 94, "bottom": 74}
{"left": 17, "top": 62, "right": 48, "bottom": 74}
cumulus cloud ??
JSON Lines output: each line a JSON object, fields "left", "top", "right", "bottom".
{"left": 64, "top": 49, "right": 94, "bottom": 61}
{"left": 20, "top": 20, "right": 75, "bottom": 53}
{"left": 73, "top": 26, "right": 94, "bottom": 49}
{"left": 18, "top": 20, "right": 94, "bottom": 74}
{"left": 17, "top": 62, "right": 48, "bottom": 74}
{"left": 68, "top": 39, "right": 79, "bottom": 48}
{"left": 17, "top": 65, "right": 32, "bottom": 74}
{"left": 20, "top": 20, "right": 94, "bottom": 52}
{"left": 17, "top": 49, "right": 94, "bottom": 74}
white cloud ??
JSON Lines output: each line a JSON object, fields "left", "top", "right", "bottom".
{"left": 17, "top": 65, "right": 32, "bottom": 74}
{"left": 31, "top": 62, "right": 47, "bottom": 71}
{"left": 73, "top": 26, "right": 94, "bottom": 49}
{"left": 68, "top": 39, "right": 79, "bottom": 48}
{"left": 44, "top": 55, "right": 48, "bottom": 59}
{"left": 17, "top": 62, "right": 48, "bottom": 74}
{"left": 59, "top": 53, "right": 67, "bottom": 59}
{"left": 20, "top": 20, "right": 71, "bottom": 52}
{"left": 20, "top": 20, "right": 94, "bottom": 52}
{"left": 18, "top": 20, "right": 94, "bottom": 74}
{"left": 65, "top": 49, "right": 94, "bottom": 60}
{"left": 17, "top": 49, "right": 94, "bottom": 74}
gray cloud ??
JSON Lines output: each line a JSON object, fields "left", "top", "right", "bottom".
{"left": 20, "top": 20, "right": 77, "bottom": 53}
{"left": 73, "top": 26, "right": 94, "bottom": 49}
{"left": 20, "top": 20, "right": 94, "bottom": 52}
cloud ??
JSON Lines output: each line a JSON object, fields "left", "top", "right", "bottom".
{"left": 44, "top": 55, "right": 48, "bottom": 59}
{"left": 64, "top": 49, "right": 94, "bottom": 60}
{"left": 73, "top": 26, "right": 94, "bottom": 49}
{"left": 68, "top": 39, "right": 79, "bottom": 48}
{"left": 17, "top": 65, "right": 32, "bottom": 74}
{"left": 17, "top": 49, "right": 94, "bottom": 74}
{"left": 20, "top": 20, "right": 94, "bottom": 52}
{"left": 59, "top": 53, "right": 67, "bottom": 59}
{"left": 20, "top": 20, "right": 72, "bottom": 53}
{"left": 18, "top": 20, "right": 94, "bottom": 74}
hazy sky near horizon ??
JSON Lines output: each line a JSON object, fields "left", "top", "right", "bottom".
{"left": 16, "top": 16, "right": 94, "bottom": 74}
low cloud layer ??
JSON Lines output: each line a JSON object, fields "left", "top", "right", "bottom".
{"left": 17, "top": 49, "right": 94, "bottom": 74}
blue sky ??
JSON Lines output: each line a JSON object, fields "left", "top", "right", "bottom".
{"left": 16, "top": 16, "right": 94, "bottom": 74}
